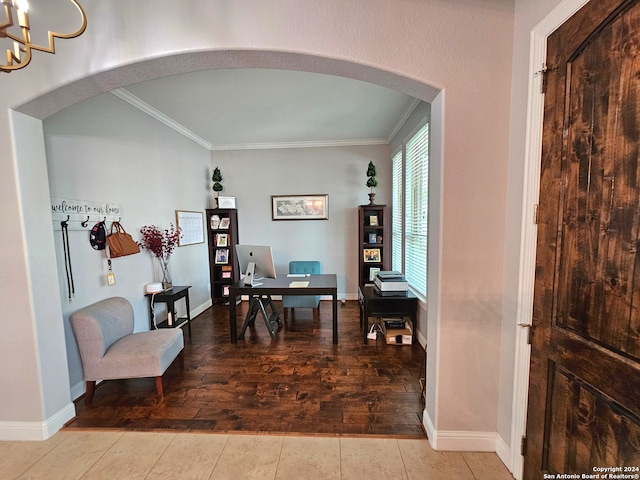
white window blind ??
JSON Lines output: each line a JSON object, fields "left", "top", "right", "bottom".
{"left": 391, "top": 150, "right": 403, "bottom": 273}
{"left": 404, "top": 124, "right": 429, "bottom": 295}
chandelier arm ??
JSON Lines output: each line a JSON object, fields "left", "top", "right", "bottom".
{"left": 0, "top": 3, "right": 14, "bottom": 31}
{"left": 1, "top": 0, "right": 87, "bottom": 72}
{"left": 2, "top": 41, "right": 31, "bottom": 71}
{"left": 2, "top": 30, "right": 27, "bottom": 44}
{"left": 27, "top": 0, "right": 87, "bottom": 54}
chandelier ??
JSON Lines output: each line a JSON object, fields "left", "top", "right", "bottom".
{"left": 1, "top": 0, "right": 87, "bottom": 73}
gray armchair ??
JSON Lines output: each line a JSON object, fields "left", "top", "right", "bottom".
{"left": 282, "top": 260, "right": 321, "bottom": 320}
{"left": 70, "top": 297, "right": 184, "bottom": 404}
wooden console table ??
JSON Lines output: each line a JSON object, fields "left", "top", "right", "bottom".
{"left": 358, "top": 285, "right": 418, "bottom": 344}
{"left": 146, "top": 285, "right": 192, "bottom": 339}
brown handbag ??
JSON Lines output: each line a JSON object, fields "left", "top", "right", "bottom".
{"left": 107, "top": 222, "right": 140, "bottom": 258}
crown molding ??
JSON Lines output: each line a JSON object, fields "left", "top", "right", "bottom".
{"left": 111, "top": 88, "right": 214, "bottom": 150}
{"left": 112, "top": 87, "right": 398, "bottom": 152}
{"left": 209, "top": 138, "right": 389, "bottom": 151}
{"left": 386, "top": 97, "right": 421, "bottom": 143}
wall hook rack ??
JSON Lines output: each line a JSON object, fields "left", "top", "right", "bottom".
{"left": 50, "top": 198, "right": 121, "bottom": 231}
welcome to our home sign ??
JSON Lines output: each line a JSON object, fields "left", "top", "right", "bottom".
{"left": 51, "top": 198, "right": 121, "bottom": 230}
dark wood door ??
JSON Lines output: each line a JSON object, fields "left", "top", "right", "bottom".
{"left": 526, "top": 0, "right": 640, "bottom": 477}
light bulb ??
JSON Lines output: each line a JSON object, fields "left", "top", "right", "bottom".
{"left": 13, "top": 0, "right": 28, "bottom": 12}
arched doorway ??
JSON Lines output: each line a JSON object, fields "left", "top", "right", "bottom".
{"left": 12, "top": 49, "right": 443, "bottom": 441}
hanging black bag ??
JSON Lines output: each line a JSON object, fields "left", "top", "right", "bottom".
{"left": 89, "top": 221, "right": 107, "bottom": 250}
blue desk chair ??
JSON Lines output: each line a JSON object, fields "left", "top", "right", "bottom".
{"left": 282, "top": 261, "right": 321, "bottom": 320}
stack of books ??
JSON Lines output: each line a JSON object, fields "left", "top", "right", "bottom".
{"left": 373, "top": 270, "right": 408, "bottom": 296}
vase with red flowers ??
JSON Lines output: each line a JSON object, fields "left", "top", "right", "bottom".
{"left": 138, "top": 224, "right": 182, "bottom": 289}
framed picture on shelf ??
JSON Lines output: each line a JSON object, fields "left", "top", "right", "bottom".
{"left": 215, "top": 233, "right": 228, "bottom": 247}
{"left": 222, "top": 271, "right": 232, "bottom": 279}
{"left": 363, "top": 248, "right": 381, "bottom": 263}
{"left": 369, "top": 267, "right": 381, "bottom": 281}
{"left": 223, "top": 285, "right": 230, "bottom": 297}
{"left": 215, "top": 248, "right": 229, "bottom": 264}
{"left": 368, "top": 232, "right": 377, "bottom": 244}
{"left": 210, "top": 215, "right": 220, "bottom": 229}
{"left": 217, "top": 196, "right": 236, "bottom": 209}
{"left": 219, "top": 217, "right": 231, "bottom": 229}
{"left": 271, "top": 194, "right": 329, "bottom": 220}
{"left": 369, "top": 215, "right": 378, "bottom": 226}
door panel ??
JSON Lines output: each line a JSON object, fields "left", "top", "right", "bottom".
{"left": 526, "top": 0, "right": 640, "bottom": 477}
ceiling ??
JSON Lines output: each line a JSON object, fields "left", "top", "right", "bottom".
{"left": 112, "top": 69, "right": 419, "bottom": 151}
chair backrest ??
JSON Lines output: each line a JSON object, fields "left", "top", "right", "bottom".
{"left": 70, "top": 297, "right": 135, "bottom": 372}
{"left": 289, "top": 261, "right": 320, "bottom": 275}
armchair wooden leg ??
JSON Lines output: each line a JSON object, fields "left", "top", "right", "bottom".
{"left": 178, "top": 350, "right": 185, "bottom": 370}
{"left": 284, "top": 308, "right": 288, "bottom": 321}
{"left": 84, "top": 381, "right": 96, "bottom": 405}
{"left": 155, "top": 376, "right": 164, "bottom": 399}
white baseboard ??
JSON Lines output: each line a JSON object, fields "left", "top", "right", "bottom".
{"left": 0, "top": 402, "right": 76, "bottom": 441}
{"left": 495, "top": 433, "right": 512, "bottom": 472}
{"left": 422, "top": 410, "right": 498, "bottom": 452}
{"left": 71, "top": 381, "right": 85, "bottom": 401}
{"left": 191, "top": 298, "right": 212, "bottom": 319}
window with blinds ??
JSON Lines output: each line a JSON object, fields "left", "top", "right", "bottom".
{"left": 391, "top": 123, "right": 429, "bottom": 296}
{"left": 391, "top": 150, "right": 403, "bottom": 273}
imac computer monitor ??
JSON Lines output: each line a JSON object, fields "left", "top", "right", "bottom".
{"left": 235, "top": 245, "right": 277, "bottom": 281}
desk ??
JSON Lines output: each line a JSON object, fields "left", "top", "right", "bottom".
{"left": 358, "top": 285, "right": 418, "bottom": 344}
{"left": 146, "top": 285, "right": 192, "bottom": 339}
{"left": 229, "top": 274, "right": 338, "bottom": 343}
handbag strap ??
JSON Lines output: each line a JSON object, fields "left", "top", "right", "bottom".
{"left": 110, "top": 221, "right": 126, "bottom": 234}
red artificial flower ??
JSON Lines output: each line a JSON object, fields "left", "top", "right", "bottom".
{"left": 138, "top": 224, "right": 182, "bottom": 259}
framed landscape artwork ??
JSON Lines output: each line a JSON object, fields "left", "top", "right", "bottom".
{"left": 271, "top": 194, "right": 329, "bottom": 220}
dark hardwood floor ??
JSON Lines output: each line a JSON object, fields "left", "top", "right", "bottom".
{"left": 65, "top": 300, "right": 426, "bottom": 438}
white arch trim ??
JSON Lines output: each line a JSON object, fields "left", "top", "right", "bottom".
{"left": 16, "top": 49, "right": 441, "bottom": 120}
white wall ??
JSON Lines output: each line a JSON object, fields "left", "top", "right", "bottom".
{"left": 44, "top": 92, "right": 212, "bottom": 391}
{"left": 497, "top": 0, "right": 578, "bottom": 451}
{"left": 211, "top": 145, "right": 391, "bottom": 296}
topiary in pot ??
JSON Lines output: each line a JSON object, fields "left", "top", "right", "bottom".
{"left": 366, "top": 161, "right": 378, "bottom": 205}
{"left": 212, "top": 167, "right": 223, "bottom": 194}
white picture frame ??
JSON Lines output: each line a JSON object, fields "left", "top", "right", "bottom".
{"left": 216, "top": 233, "right": 228, "bottom": 247}
{"left": 215, "top": 248, "right": 229, "bottom": 264}
{"left": 217, "top": 196, "right": 236, "bottom": 209}
{"left": 369, "top": 267, "right": 380, "bottom": 281}
{"left": 176, "top": 210, "right": 204, "bottom": 246}
{"left": 271, "top": 194, "right": 329, "bottom": 220}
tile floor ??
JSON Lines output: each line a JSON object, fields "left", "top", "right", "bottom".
{"left": 0, "top": 431, "right": 515, "bottom": 479}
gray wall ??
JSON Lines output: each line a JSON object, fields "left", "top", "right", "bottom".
{"left": 44, "top": 93, "right": 212, "bottom": 393}
{"left": 211, "top": 145, "right": 391, "bottom": 294}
